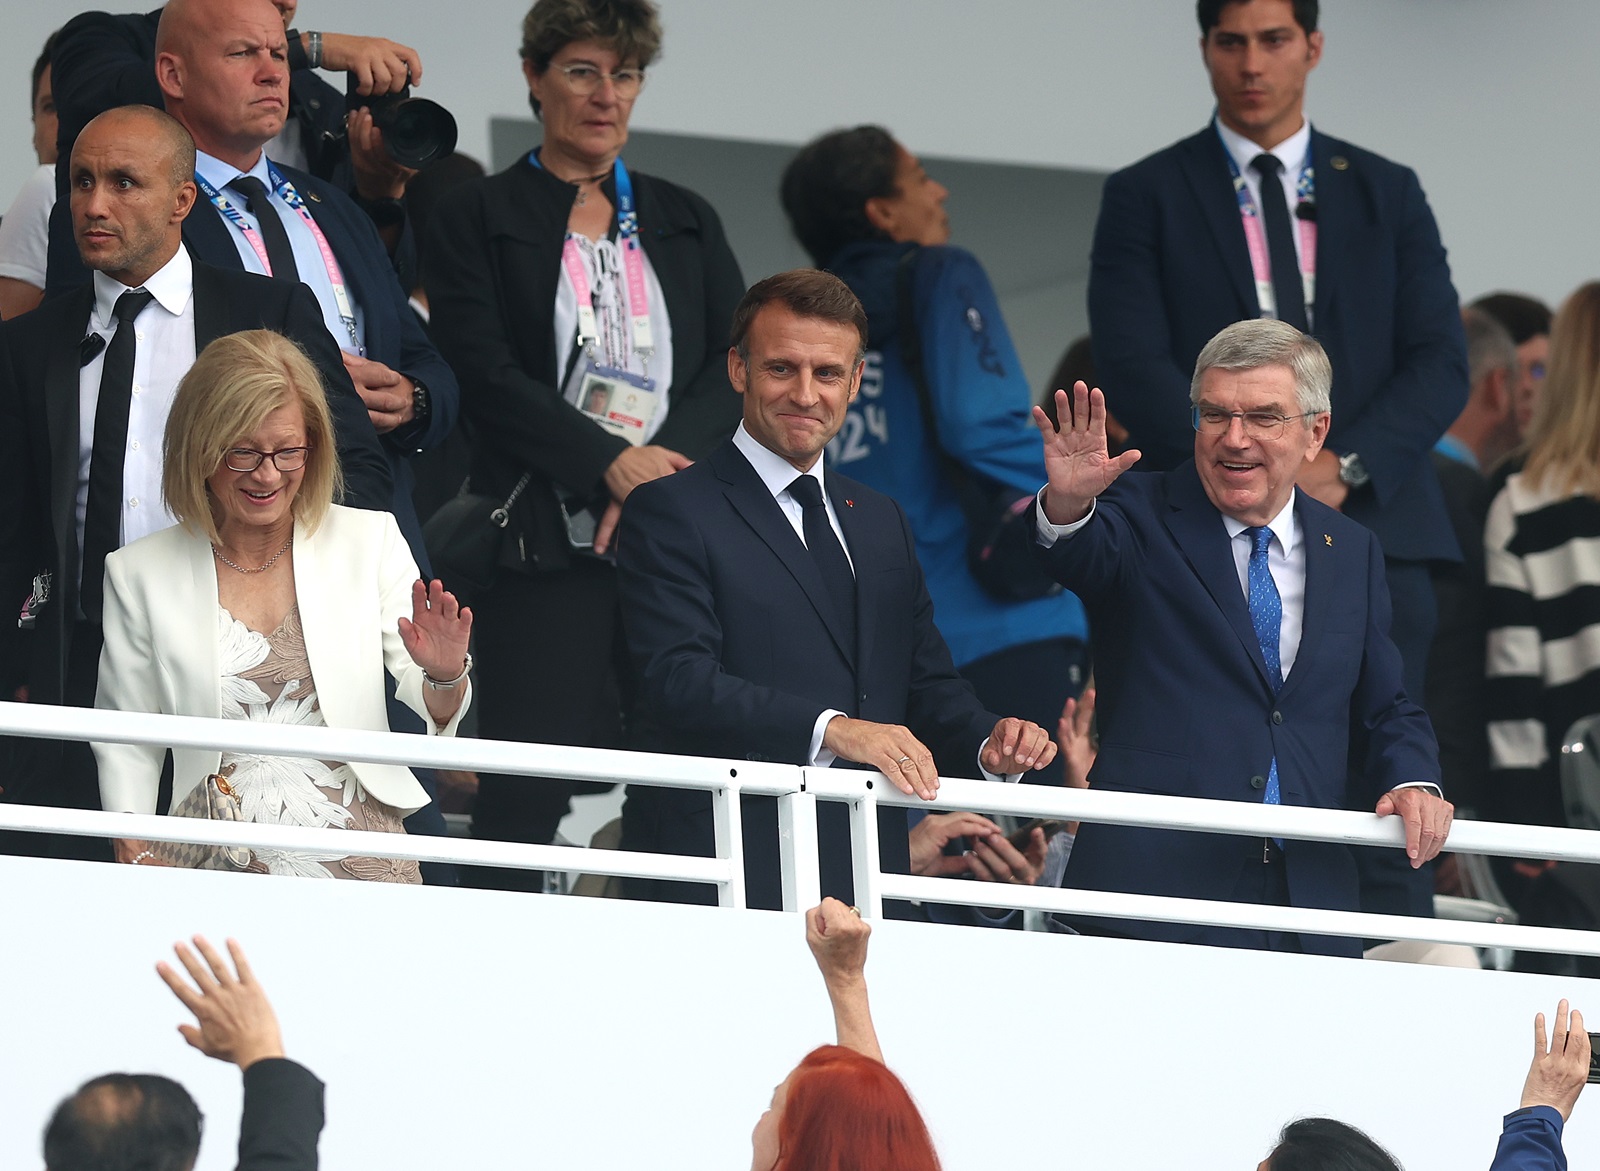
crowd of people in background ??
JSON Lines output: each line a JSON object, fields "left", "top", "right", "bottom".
{"left": 2, "top": 0, "right": 1599, "bottom": 1162}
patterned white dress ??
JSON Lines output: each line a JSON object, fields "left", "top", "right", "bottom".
{"left": 218, "top": 604, "right": 421, "bottom": 883}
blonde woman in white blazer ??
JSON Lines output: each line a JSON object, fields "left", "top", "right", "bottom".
{"left": 95, "top": 331, "right": 473, "bottom": 881}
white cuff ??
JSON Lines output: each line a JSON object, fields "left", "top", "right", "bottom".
{"left": 1388, "top": 780, "right": 1443, "bottom": 798}
{"left": 1034, "top": 487, "right": 1095, "bottom": 548}
{"left": 976, "top": 737, "right": 1021, "bottom": 784}
{"left": 809, "top": 709, "right": 846, "bottom": 767}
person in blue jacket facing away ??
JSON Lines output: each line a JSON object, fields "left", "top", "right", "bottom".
{"left": 780, "top": 126, "right": 1087, "bottom": 792}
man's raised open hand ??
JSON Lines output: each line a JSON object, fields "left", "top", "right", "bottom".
{"left": 1032, "top": 381, "right": 1142, "bottom": 526}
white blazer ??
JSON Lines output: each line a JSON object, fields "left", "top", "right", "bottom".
{"left": 94, "top": 505, "right": 469, "bottom": 816}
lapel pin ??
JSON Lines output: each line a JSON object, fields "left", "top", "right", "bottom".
{"left": 307, "top": 191, "right": 322, "bottom": 202}
{"left": 845, "top": 499, "right": 854, "bottom": 508}
{"left": 1331, "top": 156, "right": 1349, "bottom": 171}
{"left": 1324, "top": 534, "right": 1333, "bottom": 546}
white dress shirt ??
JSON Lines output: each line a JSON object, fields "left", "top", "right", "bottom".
{"left": 1215, "top": 115, "right": 1314, "bottom": 274}
{"left": 76, "top": 247, "right": 194, "bottom": 575}
{"left": 195, "top": 149, "right": 367, "bottom": 355}
{"left": 733, "top": 425, "right": 1013, "bottom": 780}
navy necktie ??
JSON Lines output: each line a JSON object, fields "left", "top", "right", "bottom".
{"left": 229, "top": 175, "right": 301, "bottom": 283}
{"left": 788, "top": 475, "right": 856, "bottom": 652}
{"left": 80, "top": 287, "right": 155, "bottom": 623}
{"left": 1247, "top": 525, "right": 1283, "bottom": 810}
{"left": 1249, "top": 153, "right": 1308, "bottom": 332}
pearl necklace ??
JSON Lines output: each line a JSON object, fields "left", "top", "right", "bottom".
{"left": 211, "top": 535, "right": 293, "bottom": 575}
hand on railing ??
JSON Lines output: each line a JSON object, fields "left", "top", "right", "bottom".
{"left": 980, "top": 717, "right": 1057, "bottom": 777}
{"left": 1373, "top": 787, "right": 1455, "bottom": 868}
{"left": 806, "top": 898, "right": 881, "bottom": 1063}
{"left": 822, "top": 717, "right": 941, "bottom": 799}
{"left": 1520, "top": 1000, "right": 1589, "bottom": 1121}
{"left": 157, "top": 936, "right": 286, "bottom": 1071}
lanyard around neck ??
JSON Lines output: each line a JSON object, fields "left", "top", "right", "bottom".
{"left": 195, "top": 163, "right": 363, "bottom": 355}
{"left": 529, "top": 151, "right": 655, "bottom": 360}
{"left": 1217, "top": 125, "right": 1318, "bottom": 326}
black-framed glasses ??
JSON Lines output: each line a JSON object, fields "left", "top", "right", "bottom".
{"left": 1191, "top": 405, "right": 1316, "bottom": 438}
{"left": 223, "top": 446, "right": 311, "bottom": 473}
{"left": 552, "top": 62, "right": 646, "bottom": 98}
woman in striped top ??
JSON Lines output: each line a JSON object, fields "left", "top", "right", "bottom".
{"left": 1485, "top": 281, "right": 1600, "bottom": 830}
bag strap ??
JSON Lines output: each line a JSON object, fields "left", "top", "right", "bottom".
{"left": 491, "top": 473, "right": 533, "bottom": 528}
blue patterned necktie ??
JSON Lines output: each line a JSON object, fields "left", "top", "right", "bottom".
{"left": 1247, "top": 525, "right": 1283, "bottom": 809}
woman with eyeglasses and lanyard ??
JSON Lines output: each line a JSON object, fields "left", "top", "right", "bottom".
{"left": 425, "top": 0, "right": 744, "bottom": 887}
{"left": 94, "top": 331, "right": 473, "bottom": 881}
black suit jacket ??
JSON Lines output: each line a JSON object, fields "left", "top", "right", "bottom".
{"left": 181, "top": 163, "right": 458, "bottom": 570}
{"left": 237, "top": 1058, "right": 324, "bottom": 1171}
{"left": 616, "top": 440, "right": 999, "bottom": 909}
{"left": 0, "top": 258, "right": 390, "bottom": 784}
{"left": 426, "top": 158, "right": 745, "bottom": 574}
{"left": 1088, "top": 125, "right": 1468, "bottom": 564}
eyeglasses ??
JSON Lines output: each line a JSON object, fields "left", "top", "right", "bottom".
{"left": 223, "top": 447, "right": 311, "bottom": 473}
{"left": 1191, "top": 405, "right": 1317, "bottom": 438}
{"left": 552, "top": 62, "right": 646, "bottom": 99}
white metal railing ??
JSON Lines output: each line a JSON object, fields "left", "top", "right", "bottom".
{"left": 4, "top": 701, "right": 1600, "bottom": 957}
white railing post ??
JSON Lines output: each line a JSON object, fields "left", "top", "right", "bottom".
{"left": 712, "top": 774, "right": 746, "bottom": 909}
{"left": 850, "top": 778, "right": 883, "bottom": 918}
{"left": 777, "top": 787, "right": 820, "bottom": 913}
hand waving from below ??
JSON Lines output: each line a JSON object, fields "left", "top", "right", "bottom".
{"left": 399, "top": 578, "right": 473, "bottom": 681}
{"left": 1520, "top": 1000, "right": 1590, "bottom": 1120}
{"left": 1032, "top": 381, "right": 1142, "bottom": 525}
{"left": 823, "top": 717, "right": 939, "bottom": 799}
{"left": 157, "top": 937, "right": 285, "bottom": 1071}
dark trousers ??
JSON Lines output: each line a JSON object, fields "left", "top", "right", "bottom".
{"left": 0, "top": 621, "right": 114, "bottom": 863}
{"left": 958, "top": 636, "right": 1087, "bottom": 786}
{"left": 463, "top": 560, "right": 623, "bottom": 892}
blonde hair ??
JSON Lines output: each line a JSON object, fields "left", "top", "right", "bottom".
{"left": 162, "top": 330, "right": 343, "bottom": 545}
{"left": 1522, "top": 281, "right": 1600, "bottom": 498}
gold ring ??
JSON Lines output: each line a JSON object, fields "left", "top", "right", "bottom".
{"left": 848, "top": 905, "right": 861, "bottom": 917}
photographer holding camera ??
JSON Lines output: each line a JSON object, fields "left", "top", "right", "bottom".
{"left": 45, "top": 0, "right": 448, "bottom": 292}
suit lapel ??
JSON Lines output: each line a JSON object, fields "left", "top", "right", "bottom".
{"left": 1282, "top": 494, "right": 1335, "bottom": 704}
{"left": 1161, "top": 464, "right": 1276, "bottom": 692}
{"left": 47, "top": 287, "right": 94, "bottom": 594}
{"left": 1178, "top": 127, "right": 1256, "bottom": 318}
{"left": 1308, "top": 130, "right": 1352, "bottom": 335}
{"left": 192, "top": 257, "right": 224, "bottom": 346}
{"left": 181, "top": 530, "right": 224, "bottom": 718}
{"left": 827, "top": 474, "right": 869, "bottom": 669}
{"left": 712, "top": 444, "right": 855, "bottom": 666}
{"left": 288, "top": 515, "right": 339, "bottom": 723}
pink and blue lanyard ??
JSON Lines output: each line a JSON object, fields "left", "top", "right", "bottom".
{"left": 195, "top": 164, "right": 364, "bottom": 356}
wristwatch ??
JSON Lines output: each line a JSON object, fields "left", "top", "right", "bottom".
{"left": 1337, "top": 451, "right": 1371, "bottom": 489}
{"left": 410, "top": 378, "right": 432, "bottom": 428}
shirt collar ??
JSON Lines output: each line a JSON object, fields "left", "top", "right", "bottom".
{"left": 733, "top": 422, "right": 826, "bottom": 501}
{"left": 195, "top": 148, "right": 271, "bottom": 195}
{"left": 1221, "top": 488, "right": 1299, "bottom": 554}
{"left": 90, "top": 244, "right": 194, "bottom": 329}
{"left": 1215, "top": 115, "right": 1313, "bottom": 180}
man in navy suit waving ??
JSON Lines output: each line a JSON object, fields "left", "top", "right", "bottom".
{"left": 618, "top": 270, "right": 1056, "bottom": 911}
{"left": 1033, "top": 320, "right": 1453, "bottom": 956}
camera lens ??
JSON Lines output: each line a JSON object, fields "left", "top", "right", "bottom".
{"left": 382, "top": 98, "right": 458, "bottom": 169}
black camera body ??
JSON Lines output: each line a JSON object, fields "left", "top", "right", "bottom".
{"left": 344, "top": 77, "right": 457, "bottom": 169}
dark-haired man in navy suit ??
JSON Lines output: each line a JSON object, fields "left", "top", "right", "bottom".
{"left": 618, "top": 270, "right": 1057, "bottom": 911}
{"left": 1088, "top": 0, "right": 1467, "bottom": 920}
{"left": 1033, "top": 320, "right": 1453, "bottom": 957}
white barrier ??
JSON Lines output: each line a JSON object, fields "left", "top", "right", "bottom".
{"left": 5, "top": 700, "right": 1600, "bottom": 954}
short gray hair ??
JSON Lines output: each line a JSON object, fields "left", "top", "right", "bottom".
{"left": 1190, "top": 319, "right": 1332, "bottom": 417}
{"left": 1461, "top": 305, "right": 1518, "bottom": 393}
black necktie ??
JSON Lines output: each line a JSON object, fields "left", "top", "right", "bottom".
{"left": 228, "top": 175, "right": 301, "bottom": 283}
{"left": 1249, "top": 153, "right": 1308, "bottom": 332}
{"left": 80, "top": 287, "right": 155, "bottom": 623}
{"left": 787, "top": 475, "right": 856, "bottom": 652}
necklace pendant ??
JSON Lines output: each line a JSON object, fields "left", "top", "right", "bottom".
{"left": 574, "top": 188, "right": 588, "bottom": 207}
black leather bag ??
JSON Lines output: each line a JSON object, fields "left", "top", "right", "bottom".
{"left": 421, "top": 473, "right": 530, "bottom": 603}
{"left": 894, "top": 248, "right": 1062, "bottom": 603}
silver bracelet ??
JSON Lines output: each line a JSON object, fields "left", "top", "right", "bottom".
{"left": 130, "top": 850, "right": 155, "bottom": 865}
{"left": 306, "top": 30, "right": 323, "bottom": 69}
{"left": 424, "top": 652, "right": 473, "bottom": 690}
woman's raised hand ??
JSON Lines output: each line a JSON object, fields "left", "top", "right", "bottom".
{"left": 399, "top": 579, "right": 473, "bottom": 680}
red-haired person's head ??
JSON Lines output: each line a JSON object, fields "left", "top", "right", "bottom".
{"left": 750, "top": 1044, "right": 941, "bottom": 1171}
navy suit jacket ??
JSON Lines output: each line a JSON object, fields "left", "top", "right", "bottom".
{"left": 1038, "top": 463, "right": 1440, "bottom": 957}
{"left": 617, "top": 439, "right": 999, "bottom": 910}
{"left": 181, "top": 162, "right": 457, "bottom": 571}
{"left": 1088, "top": 125, "right": 1467, "bottom": 564}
